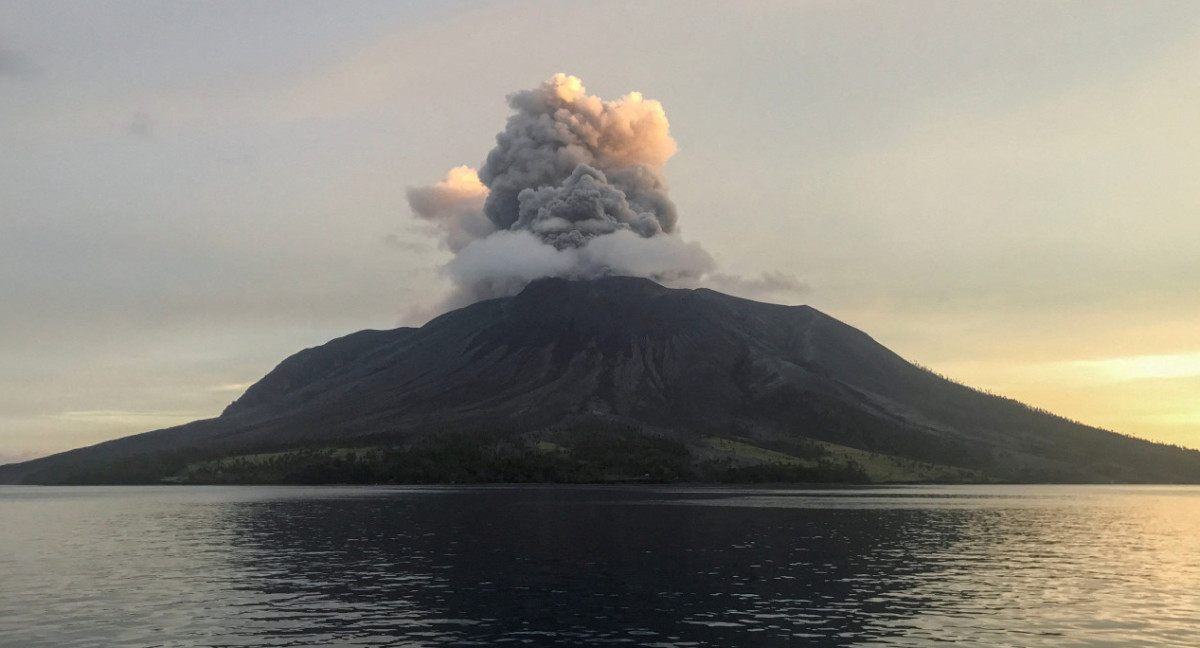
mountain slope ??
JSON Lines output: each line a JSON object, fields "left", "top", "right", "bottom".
{"left": 3, "top": 277, "right": 1199, "bottom": 484}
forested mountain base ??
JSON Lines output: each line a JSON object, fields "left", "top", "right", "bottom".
{"left": 27, "top": 420, "right": 952, "bottom": 486}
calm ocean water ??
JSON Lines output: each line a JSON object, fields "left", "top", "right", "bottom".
{"left": 2, "top": 484, "right": 1198, "bottom": 647}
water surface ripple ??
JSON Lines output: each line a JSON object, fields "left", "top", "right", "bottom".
{"left": 2, "top": 485, "right": 1197, "bottom": 647}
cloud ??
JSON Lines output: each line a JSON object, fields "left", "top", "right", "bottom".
{"left": 406, "top": 165, "right": 492, "bottom": 252}
{"left": 407, "top": 74, "right": 718, "bottom": 312}
{"left": 382, "top": 233, "right": 432, "bottom": 254}
{"left": 478, "top": 74, "right": 678, "bottom": 235}
{"left": 209, "top": 383, "right": 252, "bottom": 393}
{"left": 439, "top": 229, "right": 714, "bottom": 309}
{"left": 704, "top": 271, "right": 810, "bottom": 302}
{"left": 0, "top": 44, "right": 38, "bottom": 78}
{"left": 126, "top": 111, "right": 155, "bottom": 138}
{"left": 1069, "top": 352, "right": 1200, "bottom": 382}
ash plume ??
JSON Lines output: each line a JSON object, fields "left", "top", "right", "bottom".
{"left": 408, "top": 74, "right": 714, "bottom": 309}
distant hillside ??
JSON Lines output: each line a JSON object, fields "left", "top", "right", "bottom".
{"left": 4, "top": 277, "right": 1199, "bottom": 485}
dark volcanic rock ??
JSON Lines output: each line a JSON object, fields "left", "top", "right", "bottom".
{"left": 219, "top": 277, "right": 900, "bottom": 436}
{"left": 4, "top": 276, "right": 1199, "bottom": 484}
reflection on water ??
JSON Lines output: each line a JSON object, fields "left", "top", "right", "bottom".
{"left": 2, "top": 485, "right": 1199, "bottom": 647}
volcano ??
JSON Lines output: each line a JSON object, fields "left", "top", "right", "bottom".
{"left": 4, "top": 277, "right": 1198, "bottom": 485}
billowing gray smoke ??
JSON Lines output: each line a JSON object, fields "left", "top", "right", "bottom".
{"left": 408, "top": 74, "right": 714, "bottom": 307}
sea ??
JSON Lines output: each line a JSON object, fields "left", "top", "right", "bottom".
{"left": 2, "top": 484, "right": 1198, "bottom": 647}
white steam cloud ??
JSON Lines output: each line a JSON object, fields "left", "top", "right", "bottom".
{"left": 407, "top": 74, "right": 803, "bottom": 312}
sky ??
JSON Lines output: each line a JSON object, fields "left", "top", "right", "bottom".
{"left": 2, "top": 0, "right": 1199, "bottom": 464}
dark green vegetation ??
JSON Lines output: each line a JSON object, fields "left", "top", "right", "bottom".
{"left": 16, "top": 422, "right": 883, "bottom": 485}
{"left": 4, "top": 277, "right": 1199, "bottom": 485}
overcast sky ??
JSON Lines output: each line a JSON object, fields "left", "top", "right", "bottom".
{"left": 3, "top": 0, "right": 1199, "bottom": 463}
